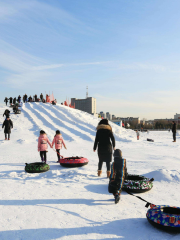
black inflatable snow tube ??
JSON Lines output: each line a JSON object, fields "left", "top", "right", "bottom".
{"left": 147, "top": 138, "right": 154, "bottom": 142}
{"left": 147, "top": 205, "right": 180, "bottom": 232}
{"left": 123, "top": 174, "right": 154, "bottom": 193}
{"left": 25, "top": 162, "right": 50, "bottom": 173}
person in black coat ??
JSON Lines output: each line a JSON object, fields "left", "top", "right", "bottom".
{"left": 13, "top": 97, "right": 17, "bottom": 104}
{"left": 28, "top": 96, "right": 32, "bottom": 102}
{"left": 3, "top": 109, "right": 10, "bottom": 118}
{"left": 17, "top": 95, "right": 21, "bottom": 103}
{"left": 4, "top": 97, "right": 8, "bottom": 106}
{"left": 40, "top": 93, "right": 43, "bottom": 101}
{"left": 93, "top": 119, "right": 115, "bottom": 177}
{"left": 9, "top": 97, "right": 13, "bottom": 105}
{"left": 24, "top": 94, "right": 28, "bottom": 103}
{"left": 2, "top": 116, "right": 13, "bottom": 140}
{"left": 172, "top": 121, "right": 176, "bottom": 142}
{"left": 108, "top": 149, "right": 127, "bottom": 204}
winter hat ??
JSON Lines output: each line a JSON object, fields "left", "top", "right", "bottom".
{"left": 56, "top": 130, "right": 60, "bottom": 134}
{"left": 98, "top": 119, "right": 109, "bottom": 126}
{"left": 40, "top": 130, "right": 45, "bottom": 134}
{"left": 114, "top": 149, "right": 122, "bottom": 159}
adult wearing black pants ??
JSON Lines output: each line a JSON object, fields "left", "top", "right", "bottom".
{"left": 4, "top": 97, "right": 8, "bottom": 106}
{"left": 93, "top": 119, "right": 115, "bottom": 177}
{"left": 13, "top": 97, "right": 16, "bottom": 105}
{"left": 172, "top": 121, "right": 176, "bottom": 142}
{"left": 2, "top": 116, "right": 13, "bottom": 140}
{"left": 40, "top": 93, "right": 43, "bottom": 102}
{"left": 9, "top": 97, "right": 13, "bottom": 105}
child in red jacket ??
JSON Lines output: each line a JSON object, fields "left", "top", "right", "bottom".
{"left": 52, "top": 130, "right": 66, "bottom": 162}
{"left": 38, "top": 130, "right": 52, "bottom": 163}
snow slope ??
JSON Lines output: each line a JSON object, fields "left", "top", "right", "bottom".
{"left": 0, "top": 103, "right": 180, "bottom": 240}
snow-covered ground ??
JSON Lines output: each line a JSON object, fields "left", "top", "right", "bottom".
{"left": 0, "top": 102, "right": 180, "bottom": 240}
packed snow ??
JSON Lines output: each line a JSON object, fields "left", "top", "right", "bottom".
{"left": 0, "top": 102, "right": 180, "bottom": 240}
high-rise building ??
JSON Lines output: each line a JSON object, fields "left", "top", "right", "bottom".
{"left": 106, "top": 112, "right": 112, "bottom": 120}
{"left": 71, "top": 97, "right": 96, "bottom": 115}
{"left": 99, "top": 111, "right": 105, "bottom": 118}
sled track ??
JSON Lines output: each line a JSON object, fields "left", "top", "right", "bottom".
{"left": 33, "top": 103, "right": 94, "bottom": 142}
{"left": 22, "top": 103, "right": 75, "bottom": 141}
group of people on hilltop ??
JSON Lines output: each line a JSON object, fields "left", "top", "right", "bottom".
{"left": 4, "top": 93, "right": 57, "bottom": 105}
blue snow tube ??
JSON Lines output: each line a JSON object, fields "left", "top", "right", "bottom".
{"left": 147, "top": 205, "right": 180, "bottom": 232}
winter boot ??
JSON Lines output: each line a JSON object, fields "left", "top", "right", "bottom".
{"left": 41, "top": 158, "right": 44, "bottom": 163}
{"left": 8, "top": 138, "right": 10, "bottom": 140}
{"left": 107, "top": 171, "right": 111, "bottom": 178}
{"left": 5, "top": 138, "right": 7, "bottom": 140}
{"left": 115, "top": 194, "right": 120, "bottom": 204}
{"left": 97, "top": 170, "right": 102, "bottom": 176}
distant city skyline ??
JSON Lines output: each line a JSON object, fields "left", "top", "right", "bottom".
{"left": 1, "top": 0, "right": 180, "bottom": 119}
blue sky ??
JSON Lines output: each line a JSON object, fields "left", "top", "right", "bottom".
{"left": 0, "top": 0, "right": 180, "bottom": 119}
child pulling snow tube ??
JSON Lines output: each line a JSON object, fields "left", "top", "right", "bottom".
{"left": 60, "top": 157, "right": 89, "bottom": 168}
{"left": 147, "top": 205, "right": 180, "bottom": 232}
{"left": 25, "top": 162, "right": 50, "bottom": 173}
{"left": 147, "top": 138, "right": 154, "bottom": 142}
{"left": 123, "top": 174, "right": 154, "bottom": 193}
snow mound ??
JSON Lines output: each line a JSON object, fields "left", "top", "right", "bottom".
{"left": 144, "top": 169, "right": 180, "bottom": 182}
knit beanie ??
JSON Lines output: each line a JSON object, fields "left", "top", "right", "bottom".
{"left": 56, "top": 130, "right": 60, "bottom": 134}
{"left": 114, "top": 149, "right": 122, "bottom": 158}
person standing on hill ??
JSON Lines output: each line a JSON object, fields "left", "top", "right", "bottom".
{"left": 4, "top": 97, "right": 8, "bottom": 106}
{"left": 17, "top": 95, "right": 21, "bottom": 103}
{"left": 172, "top": 121, "right": 176, "bottom": 142}
{"left": 40, "top": 93, "right": 43, "bottom": 101}
{"left": 24, "top": 94, "right": 28, "bottom": 103}
{"left": 9, "top": 97, "right": 13, "bottom": 105}
{"left": 93, "top": 119, "right": 115, "bottom": 177}
{"left": 13, "top": 97, "right": 16, "bottom": 104}
{"left": 2, "top": 116, "right": 13, "bottom": 140}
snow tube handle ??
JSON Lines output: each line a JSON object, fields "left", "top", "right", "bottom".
{"left": 149, "top": 178, "right": 154, "bottom": 182}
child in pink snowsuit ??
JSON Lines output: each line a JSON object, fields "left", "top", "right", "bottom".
{"left": 38, "top": 130, "right": 52, "bottom": 163}
{"left": 52, "top": 130, "right": 66, "bottom": 162}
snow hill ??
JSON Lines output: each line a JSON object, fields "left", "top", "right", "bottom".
{"left": 0, "top": 102, "right": 180, "bottom": 240}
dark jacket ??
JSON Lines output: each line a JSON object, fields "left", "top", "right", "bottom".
{"left": 3, "top": 109, "right": 10, "bottom": 117}
{"left": 40, "top": 94, "right": 43, "bottom": 99}
{"left": 13, "top": 98, "right": 16, "bottom": 104}
{"left": 9, "top": 97, "right": 13, "bottom": 104}
{"left": 93, "top": 124, "right": 115, "bottom": 155}
{"left": 4, "top": 98, "right": 8, "bottom": 103}
{"left": 108, "top": 149, "right": 127, "bottom": 194}
{"left": 2, "top": 119, "right": 13, "bottom": 133}
{"left": 172, "top": 123, "right": 176, "bottom": 133}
